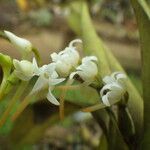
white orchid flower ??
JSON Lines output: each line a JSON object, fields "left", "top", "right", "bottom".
{"left": 4, "top": 31, "right": 32, "bottom": 57}
{"left": 70, "top": 56, "right": 98, "bottom": 83}
{"left": 50, "top": 39, "right": 81, "bottom": 77}
{"left": 13, "top": 58, "right": 38, "bottom": 81}
{"left": 31, "top": 63, "right": 65, "bottom": 105}
{"left": 100, "top": 72, "right": 127, "bottom": 106}
{"left": 100, "top": 82, "right": 126, "bottom": 106}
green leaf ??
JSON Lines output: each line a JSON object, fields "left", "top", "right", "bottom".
{"left": 0, "top": 53, "right": 12, "bottom": 77}
{"left": 54, "top": 85, "right": 100, "bottom": 107}
{"left": 98, "top": 134, "right": 108, "bottom": 150}
{"left": 67, "top": 0, "right": 143, "bottom": 140}
{"left": 138, "top": 0, "right": 150, "bottom": 19}
{"left": 67, "top": 1, "right": 111, "bottom": 77}
{"left": 131, "top": 0, "right": 150, "bottom": 148}
{"left": 0, "top": 53, "right": 12, "bottom": 100}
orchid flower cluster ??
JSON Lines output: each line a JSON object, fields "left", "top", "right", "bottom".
{"left": 2, "top": 31, "right": 128, "bottom": 107}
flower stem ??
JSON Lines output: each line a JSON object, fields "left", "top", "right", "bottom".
{"left": 59, "top": 80, "right": 73, "bottom": 120}
{"left": 0, "top": 78, "right": 7, "bottom": 101}
{"left": 57, "top": 85, "right": 81, "bottom": 90}
{"left": 81, "top": 103, "right": 106, "bottom": 112}
{"left": 11, "top": 93, "right": 36, "bottom": 122}
{"left": 0, "top": 81, "right": 29, "bottom": 128}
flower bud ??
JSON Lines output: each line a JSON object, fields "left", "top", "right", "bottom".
{"left": 13, "top": 58, "right": 37, "bottom": 81}
{"left": 4, "top": 31, "right": 32, "bottom": 56}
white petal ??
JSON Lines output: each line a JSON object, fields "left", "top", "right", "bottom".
{"left": 76, "top": 65, "right": 83, "bottom": 71}
{"left": 51, "top": 70, "right": 59, "bottom": 79}
{"left": 116, "top": 73, "right": 127, "bottom": 80}
{"left": 103, "top": 76, "right": 115, "bottom": 84}
{"left": 102, "top": 95, "right": 110, "bottom": 106}
{"left": 69, "top": 72, "right": 78, "bottom": 79}
{"left": 100, "top": 84, "right": 112, "bottom": 97}
{"left": 32, "top": 57, "right": 39, "bottom": 72}
{"left": 77, "top": 71, "right": 89, "bottom": 81}
{"left": 82, "top": 56, "right": 98, "bottom": 63}
{"left": 32, "top": 75, "right": 48, "bottom": 93}
{"left": 55, "top": 61, "right": 72, "bottom": 77}
{"left": 76, "top": 60, "right": 98, "bottom": 82}
{"left": 106, "top": 90, "right": 122, "bottom": 105}
{"left": 116, "top": 74, "right": 127, "bottom": 87}
{"left": 14, "top": 70, "right": 32, "bottom": 81}
{"left": 111, "top": 72, "right": 126, "bottom": 81}
{"left": 69, "top": 39, "right": 82, "bottom": 47}
{"left": 100, "top": 83, "right": 122, "bottom": 97}
{"left": 13, "top": 59, "right": 34, "bottom": 78}
{"left": 51, "top": 52, "right": 59, "bottom": 62}
{"left": 47, "top": 90, "right": 59, "bottom": 105}
{"left": 45, "top": 63, "right": 56, "bottom": 75}
{"left": 49, "top": 77, "right": 65, "bottom": 86}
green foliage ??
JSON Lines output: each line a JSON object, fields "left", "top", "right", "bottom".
{"left": 131, "top": 0, "right": 150, "bottom": 149}
{"left": 54, "top": 84, "right": 100, "bottom": 107}
{"left": 138, "top": 0, "right": 150, "bottom": 19}
{"left": 67, "top": 0, "right": 143, "bottom": 145}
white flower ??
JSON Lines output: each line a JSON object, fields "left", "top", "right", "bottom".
{"left": 50, "top": 39, "right": 81, "bottom": 77}
{"left": 13, "top": 57, "right": 65, "bottom": 105}
{"left": 13, "top": 58, "right": 38, "bottom": 81}
{"left": 70, "top": 56, "right": 98, "bottom": 83}
{"left": 31, "top": 63, "right": 65, "bottom": 105}
{"left": 100, "top": 72, "right": 127, "bottom": 106}
{"left": 4, "top": 31, "right": 32, "bottom": 55}
{"left": 100, "top": 83, "right": 126, "bottom": 106}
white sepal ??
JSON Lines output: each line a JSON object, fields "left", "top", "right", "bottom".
{"left": 47, "top": 88, "right": 60, "bottom": 105}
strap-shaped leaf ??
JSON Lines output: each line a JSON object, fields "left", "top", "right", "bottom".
{"left": 131, "top": 0, "right": 150, "bottom": 148}
{"left": 67, "top": 0, "right": 143, "bottom": 144}
{"left": 138, "top": 0, "right": 150, "bottom": 19}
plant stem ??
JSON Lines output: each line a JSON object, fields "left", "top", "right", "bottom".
{"left": 0, "top": 81, "right": 29, "bottom": 128}
{"left": 0, "top": 78, "right": 7, "bottom": 101}
{"left": 59, "top": 79, "right": 73, "bottom": 120}
{"left": 81, "top": 103, "right": 106, "bottom": 112}
{"left": 11, "top": 93, "right": 37, "bottom": 122}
